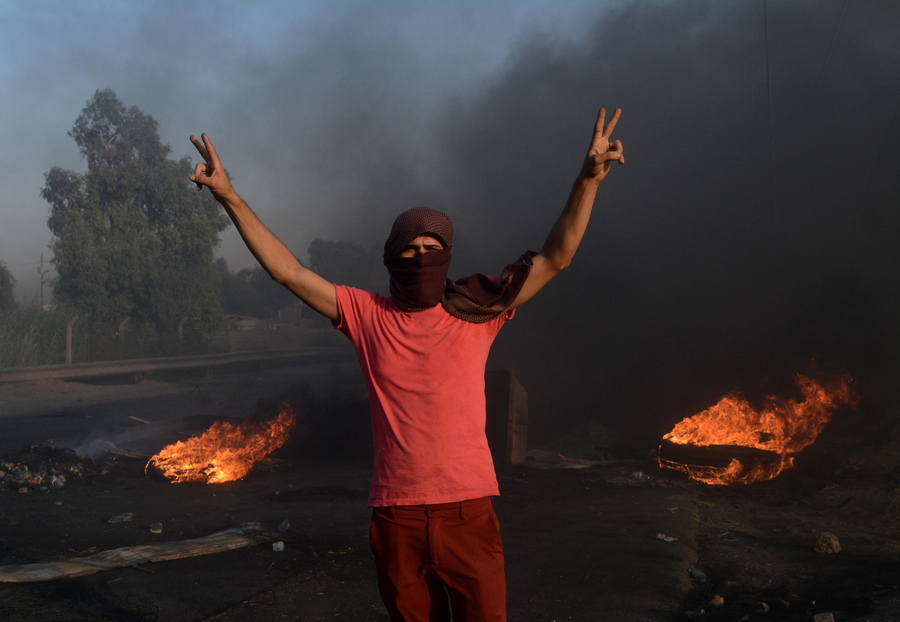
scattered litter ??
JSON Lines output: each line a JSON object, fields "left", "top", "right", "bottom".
{"left": 149, "top": 522, "right": 163, "bottom": 534}
{"left": 108, "top": 512, "right": 134, "bottom": 524}
{"left": 814, "top": 531, "right": 841, "bottom": 554}
{"left": 1, "top": 445, "right": 118, "bottom": 493}
{"left": 272, "top": 541, "right": 285, "bottom": 552}
{"left": 684, "top": 608, "right": 705, "bottom": 619}
{"left": 656, "top": 533, "right": 678, "bottom": 542}
{"left": 757, "top": 601, "right": 769, "bottom": 613}
{"left": 689, "top": 567, "right": 707, "bottom": 583}
{"left": 813, "top": 613, "right": 835, "bottom": 622}
{"left": 710, "top": 594, "right": 724, "bottom": 607}
{"left": 278, "top": 519, "right": 290, "bottom": 533}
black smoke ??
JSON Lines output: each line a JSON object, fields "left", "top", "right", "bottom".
{"left": 163, "top": 1, "right": 899, "bottom": 446}
{"left": 430, "top": 1, "right": 900, "bottom": 444}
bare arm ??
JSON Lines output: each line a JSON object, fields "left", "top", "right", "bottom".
{"left": 189, "top": 134, "right": 339, "bottom": 321}
{"left": 511, "top": 108, "right": 624, "bottom": 308}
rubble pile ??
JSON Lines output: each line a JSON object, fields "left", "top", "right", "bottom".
{"left": 0, "top": 444, "right": 115, "bottom": 493}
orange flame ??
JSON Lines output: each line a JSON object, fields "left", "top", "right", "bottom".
{"left": 659, "top": 373, "right": 857, "bottom": 485}
{"left": 145, "top": 406, "right": 297, "bottom": 483}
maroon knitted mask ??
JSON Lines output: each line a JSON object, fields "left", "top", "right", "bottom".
{"left": 383, "top": 207, "right": 453, "bottom": 311}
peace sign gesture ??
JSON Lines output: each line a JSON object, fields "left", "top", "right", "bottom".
{"left": 581, "top": 108, "right": 624, "bottom": 183}
{"left": 189, "top": 133, "right": 235, "bottom": 200}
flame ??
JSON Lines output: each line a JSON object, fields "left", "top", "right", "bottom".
{"left": 659, "top": 373, "right": 857, "bottom": 485}
{"left": 145, "top": 406, "right": 297, "bottom": 483}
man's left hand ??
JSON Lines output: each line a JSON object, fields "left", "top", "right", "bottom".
{"left": 581, "top": 107, "right": 624, "bottom": 183}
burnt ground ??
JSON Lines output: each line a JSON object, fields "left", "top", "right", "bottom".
{"left": 677, "top": 411, "right": 900, "bottom": 622}
{"left": 0, "top": 368, "right": 898, "bottom": 621}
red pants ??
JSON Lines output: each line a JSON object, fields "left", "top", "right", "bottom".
{"left": 370, "top": 497, "right": 506, "bottom": 622}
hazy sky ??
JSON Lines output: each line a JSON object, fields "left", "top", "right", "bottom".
{"left": 0, "top": 0, "right": 609, "bottom": 299}
{"left": 2, "top": 0, "right": 898, "bottom": 441}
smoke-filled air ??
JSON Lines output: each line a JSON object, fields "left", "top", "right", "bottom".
{"left": 1, "top": 1, "right": 898, "bottom": 444}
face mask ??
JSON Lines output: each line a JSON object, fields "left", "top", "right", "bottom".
{"left": 383, "top": 207, "right": 454, "bottom": 311}
{"left": 383, "top": 248, "right": 451, "bottom": 311}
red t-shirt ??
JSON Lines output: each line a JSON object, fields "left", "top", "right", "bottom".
{"left": 333, "top": 285, "right": 513, "bottom": 506}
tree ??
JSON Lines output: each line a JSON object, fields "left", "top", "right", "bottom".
{"left": 42, "top": 90, "right": 230, "bottom": 347}
{"left": 215, "top": 259, "right": 298, "bottom": 320}
{"left": 0, "top": 261, "right": 15, "bottom": 311}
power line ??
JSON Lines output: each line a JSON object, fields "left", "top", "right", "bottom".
{"left": 763, "top": 0, "right": 776, "bottom": 210}
{"left": 814, "top": 0, "right": 850, "bottom": 94}
{"left": 6, "top": 261, "right": 43, "bottom": 269}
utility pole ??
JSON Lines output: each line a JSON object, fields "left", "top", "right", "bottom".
{"left": 66, "top": 315, "right": 79, "bottom": 364}
{"left": 37, "top": 253, "right": 49, "bottom": 309}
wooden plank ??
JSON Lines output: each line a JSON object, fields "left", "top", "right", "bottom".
{"left": 0, "top": 523, "right": 271, "bottom": 583}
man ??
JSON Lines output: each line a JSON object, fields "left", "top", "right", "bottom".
{"left": 189, "top": 107, "right": 623, "bottom": 621}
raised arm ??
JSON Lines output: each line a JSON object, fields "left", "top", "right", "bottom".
{"left": 511, "top": 107, "right": 624, "bottom": 308}
{"left": 189, "top": 134, "right": 339, "bottom": 321}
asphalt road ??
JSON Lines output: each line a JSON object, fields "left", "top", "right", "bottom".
{"left": 0, "top": 365, "right": 700, "bottom": 621}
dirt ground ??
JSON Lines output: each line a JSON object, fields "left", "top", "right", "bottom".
{"left": 1, "top": 366, "right": 899, "bottom": 621}
{"left": 677, "top": 415, "right": 900, "bottom": 622}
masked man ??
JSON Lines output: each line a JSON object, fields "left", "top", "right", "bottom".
{"left": 189, "top": 107, "right": 623, "bottom": 622}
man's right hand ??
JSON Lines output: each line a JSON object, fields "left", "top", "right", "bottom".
{"left": 190, "top": 133, "right": 236, "bottom": 201}
{"left": 189, "top": 133, "right": 340, "bottom": 321}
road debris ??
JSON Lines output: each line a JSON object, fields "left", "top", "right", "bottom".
{"left": 814, "top": 531, "right": 841, "bottom": 554}
{"left": 0, "top": 522, "right": 272, "bottom": 583}
{"left": 1, "top": 445, "right": 116, "bottom": 493}
{"left": 656, "top": 533, "right": 678, "bottom": 542}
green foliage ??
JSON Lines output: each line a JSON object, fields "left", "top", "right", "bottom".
{"left": 307, "top": 238, "right": 385, "bottom": 293}
{"left": 43, "top": 89, "right": 230, "bottom": 349}
{"left": 215, "top": 258, "right": 299, "bottom": 319}
{"left": 0, "top": 261, "right": 15, "bottom": 311}
{"left": 0, "top": 306, "right": 70, "bottom": 367}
